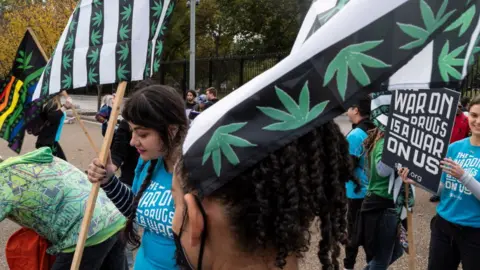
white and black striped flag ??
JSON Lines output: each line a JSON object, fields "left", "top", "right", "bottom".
{"left": 183, "top": 0, "right": 480, "bottom": 197}
{"left": 33, "top": 0, "right": 174, "bottom": 101}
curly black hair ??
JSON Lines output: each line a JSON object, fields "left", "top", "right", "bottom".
{"left": 176, "top": 120, "right": 354, "bottom": 269}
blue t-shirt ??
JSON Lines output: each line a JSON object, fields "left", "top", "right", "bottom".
{"left": 437, "top": 138, "right": 480, "bottom": 228}
{"left": 345, "top": 127, "right": 369, "bottom": 199}
{"left": 132, "top": 158, "right": 176, "bottom": 269}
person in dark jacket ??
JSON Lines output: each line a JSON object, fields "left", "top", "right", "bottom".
{"left": 111, "top": 119, "right": 139, "bottom": 187}
{"left": 35, "top": 96, "right": 71, "bottom": 161}
{"left": 204, "top": 87, "right": 219, "bottom": 110}
{"left": 185, "top": 90, "right": 197, "bottom": 110}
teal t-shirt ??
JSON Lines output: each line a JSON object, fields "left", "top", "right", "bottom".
{"left": 437, "top": 138, "right": 480, "bottom": 228}
{"left": 132, "top": 158, "right": 176, "bottom": 270}
{"left": 346, "top": 127, "right": 369, "bottom": 199}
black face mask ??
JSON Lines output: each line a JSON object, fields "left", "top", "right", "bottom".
{"left": 174, "top": 196, "right": 207, "bottom": 270}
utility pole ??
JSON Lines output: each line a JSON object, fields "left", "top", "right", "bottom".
{"left": 188, "top": 0, "right": 198, "bottom": 90}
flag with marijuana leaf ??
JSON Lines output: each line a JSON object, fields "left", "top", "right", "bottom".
{"left": 0, "top": 30, "right": 48, "bottom": 153}
{"left": 33, "top": 0, "right": 175, "bottom": 101}
{"left": 11, "top": 30, "right": 47, "bottom": 81}
{"left": 183, "top": 0, "right": 480, "bottom": 197}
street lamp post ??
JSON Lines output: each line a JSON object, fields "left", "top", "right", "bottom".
{"left": 188, "top": 0, "right": 198, "bottom": 91}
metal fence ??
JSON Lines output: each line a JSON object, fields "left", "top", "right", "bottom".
{"left": 157, "top": 52, "right": 289, "bottom": 97}
{"left": 462, "top": 59, "right": 480, "bottom": 98}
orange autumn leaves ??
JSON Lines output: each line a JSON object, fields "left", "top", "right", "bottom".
{"left": 0, "top": 0, "right": 76, "bottom": 76}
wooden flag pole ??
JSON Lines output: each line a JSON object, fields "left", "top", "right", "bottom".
{"left": 27, "top": 27, "right": 99, "bottom": 154}
{"left": 70, "top": 82, "right": 127, "bottom": 270}
{"left": 405, "top": 183, "right": 416, "bottom": 270}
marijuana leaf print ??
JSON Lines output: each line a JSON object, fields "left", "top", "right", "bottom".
{"left": 119, "top": 24, "right": 131, "bottom": 41}
{"left": 92, "top": 11, "right": 103, "bottom": 28}
{"left": 398, "top": 0, "right": 455, "bottom": 49}
{"left": 258, "top": 82, "right": 329, "bottom": 131}
{"left": 324, "top": 40, "right": 390, "bottom": 100}
{"left": 155, "top": 41, "right": 163, "bottom": 56}
{"left": 121, "top": 4, "right": 132, "bottom": 22}
{"left": 203, "top": 123, "right": 256, "bottom": 177}
{"left": 444, "top": 5, "right": 476, "bottom": 37}
{"left": 65, "top": 36, "right": 74, "bottom": 51}
{"left": 153, "top": 59, "right": 160, "bottom": 73}
{"left": 118, "top": 43, "right": 130, "bottom": 62}
{"left": 88, "top": 48, "right": 100, "bottom": 65}
{"left": 438, "top": 41, "right": 466, "bottom": 82}
{"left": 152, "top": 1, "right": 163, "bottom": 18}
{"left": 117, "top": 64, "right": 129, "bottom": 81}
{"left": 91, "top": 29, "right": 102, "bottom": 46}
{"left": 62, "top": 54, "right": 72, "bottom": 70}
{"left": 88, "top": 67, "right": 98, "bottom": 84}
{"left": 166, "top": 2, "right": 175, "bottom": 17}
{"left": 62, "top": 73, "right": 72, "bottom": 89}
{"left": 16, "top": 51, "right": 34, "bottom": 71}
{"left": 318, "top": 0, "right": 349, "bottom": 24}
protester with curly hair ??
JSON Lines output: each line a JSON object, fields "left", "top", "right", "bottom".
{"left": 172, "top": 119, "right": 354, "bottom": 269}
{"left": 87, "top": 85, "right": 188, "bottom": 269}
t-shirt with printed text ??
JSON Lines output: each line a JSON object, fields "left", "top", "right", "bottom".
{"left": 437, "top": 138, "right": 480, "bottom": 228}
{"left": 132, "top": 158, "right": 176, "bottom": 270}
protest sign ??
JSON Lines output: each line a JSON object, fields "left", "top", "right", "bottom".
{"left": 382, "top": 88, "right": 460, "bottom": 194}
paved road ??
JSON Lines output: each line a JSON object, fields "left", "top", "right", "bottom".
{"left": 0, "top": 117, "right": 438, "bottom": 269}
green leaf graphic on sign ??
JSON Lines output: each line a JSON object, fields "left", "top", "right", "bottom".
{"left": 62, "top": 73, "right": 72, "bottom": 89}
{"left": 121, "top": 4, "right": 132, "bottom": 22}
{"left": 155, "top": 41, "right": 163, "bottom": 56}
{"left": 118, "top": 43, "right": 129, "bottom": 61}
{"left": 152, "top": 1, "right": 163, "bottom": 18}
{"left": 117, "top": 64, "right": 129, "bottom": 81}
{"left": 398, "top": 0, "right": 455, "bottom": 49}
{"left": 324, "top": 40, "right": 390, "bottom": 100}
{"left": 92, "top": 11, "right": 103, "bottom": 28}
{"left": 88, "top": 67, "right": 98, "bottom": 84}
{"left": 438, "top": 41, "right": 466, "bottom": 82}
{"left": 203, "top": 122, "right": 256, "bottom": 177}
{"left": 62, "top": 54, "right": 72, "bottom": 70}
{"left": 318, "top": 0, "right": 349, "bottom": 24}
{"left": 65, "top": 36, "right": 74, "bottom": 51}
{"left": 88, "top": 48, "right": 100, "bottom": 65}
{"left": 92, "top": 0, "right": 102, "bottom": 7}
{"left": 91, "top": 29, "right": 101, "bottom": 46}
{"left": 444, "top": 5, "right": 476, "bottom": 37}
{"left": 258, "top": 82, "right": 329, "bottom": 131}
{"left": 119, "top": 24, "right": 131, "bottom": 40}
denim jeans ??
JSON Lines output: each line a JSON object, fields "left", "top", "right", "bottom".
{"left": 364, "top": 208, "right": 403, "bottom": 270}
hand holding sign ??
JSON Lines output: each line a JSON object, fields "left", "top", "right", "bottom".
{"left": 382, "top": 88, "right": 460, "bottom": 194}
{"left": 399, "top": 167, "right": 417, "bottom": 186}
{"left": 440, "top": 158, "right": 465, "bottom": 180}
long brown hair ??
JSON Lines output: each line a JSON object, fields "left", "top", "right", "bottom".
{"left": 122, "top": 84, "right": 188, "bottom": 247}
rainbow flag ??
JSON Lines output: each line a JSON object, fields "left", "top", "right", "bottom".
{"left": 0, "top": 30, "right": 47, "bottom": 153}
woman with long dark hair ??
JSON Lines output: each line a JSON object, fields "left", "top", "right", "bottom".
{"left": 87, "top": 85, "right": 188, "bottom": 269}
